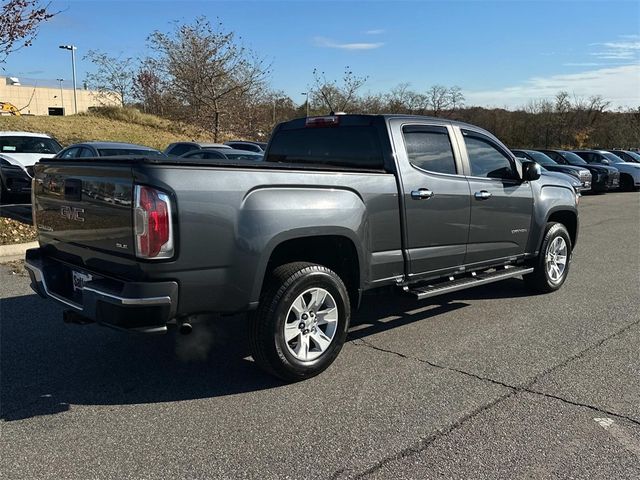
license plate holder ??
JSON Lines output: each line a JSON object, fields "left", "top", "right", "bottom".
{"left": 72, "top": 270, "right": 93, "bottom": 292}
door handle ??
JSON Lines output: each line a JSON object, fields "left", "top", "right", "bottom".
{"left": 474, "top": 190, "right": 492, "bottom": 200}
{"left": 411, "top": 188, "right": 434, "bottom": 200}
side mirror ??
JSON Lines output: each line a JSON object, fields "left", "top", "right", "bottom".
{"left": 601, "top": 159, "right": 610, "bottom": 165}
{"left": 522, "top": 161, "right": 541, "bottom": 181}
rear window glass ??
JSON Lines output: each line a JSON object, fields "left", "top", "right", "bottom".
{"left": 266, "top": 126, "right": 384, "bottom": 169}
{"left": 0, "top": 136, "right": 62, "bottom": 154}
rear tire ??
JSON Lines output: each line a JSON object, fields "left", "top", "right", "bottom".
{"left": 620, "top": 174, "right": 635, "bottom": 192}
{"left": 524, "top": 222, "right": 572, "bottom": 293}
{"left": 249, "top": 262, "right": 351, "bottom": 382}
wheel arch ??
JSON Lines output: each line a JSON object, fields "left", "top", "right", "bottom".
{"left": 546, "top": 209, "right": 578, "bottom": 250}
{"left": 252, "top": 231, "right": 364, "bottom": 310}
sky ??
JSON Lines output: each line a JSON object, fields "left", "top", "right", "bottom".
{"left": 6, "top": 0, "right": 640, "bottom": 109}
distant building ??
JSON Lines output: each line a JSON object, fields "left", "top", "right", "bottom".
{"left": 0, "top": 76, "right": 120, "bottom": 116}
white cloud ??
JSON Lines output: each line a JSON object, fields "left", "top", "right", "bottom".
{"left": 590, "top": 39, "right": 640, "bottom": 60}
{"left": 364, "top": 29, "right": 385, "bottom": 35}
{"left": 465, "top": 64, "right": 640, "bottom": 109}
{"left": 563, "top": 62, "right": 605, "bottom": 67}
{"left": 313, "top": 36, "right": 384, "bottom": 51}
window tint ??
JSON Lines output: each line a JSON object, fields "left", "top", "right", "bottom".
{"left": 266, "top": 126, "right": 383, "bottom": 169}
{"left": 78, "top": 148, "right": 95, "bottom": 158}
{"left": 169, "top": 144, "right": 196, "bottom": 156}
{"left": 59, "top": 147, "right": 80, "bottom": 159}
{"left": 543, "top": 151, "right": 563, "bottom": 163}
{"left": 524, "top": 150, "right": 556, "bottom": 166}
{"left": 602, "top": 152, "right": 623, "bottom": 163}
{"left": 402, "top": 125, "right": 457, "bottom": 175}
{"left": 463, "top": 131, "right": 516, "bottom": 179}
{"left": 560, "top": 152, "right": 587, "bottom": 165}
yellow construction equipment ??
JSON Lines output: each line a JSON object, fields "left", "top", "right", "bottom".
{"left": 0, "top": 102, "right": 21, "bottom": 116}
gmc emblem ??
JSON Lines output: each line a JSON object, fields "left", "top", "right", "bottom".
{"left": 60, "top": 206, "right": 85, "bottom": 222}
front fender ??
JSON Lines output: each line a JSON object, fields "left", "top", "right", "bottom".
{"left": 527, "top": 182, "right": 578, "bottom": 254}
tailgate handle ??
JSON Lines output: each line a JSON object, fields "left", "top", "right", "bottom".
{"left": 64, "top": 179, "right": 83, "bottom": 201}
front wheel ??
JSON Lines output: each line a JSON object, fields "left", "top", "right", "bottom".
{"left": 524, "top": 222, "right": 572, "bottom": 293}
{"left": 249, "top": 262, "right": 351, "bottom": 381}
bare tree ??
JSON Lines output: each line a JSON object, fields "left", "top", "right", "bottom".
{"left": 0, "top": 0, "right": 57, "bottom": 63}
{"left": 311, "top": 66, "right": 368, "bottom": 113}
{"left": 148, "top": 17, "right": 270, "bottom": 141}
{"left": 425, "top": 85, "right": 451, "bottom": 117}
{"left": 448, "top": 86, "right": 465, "bottom": 111}
{"left": 84, "top": 50, "right": 135, "bottom": 107}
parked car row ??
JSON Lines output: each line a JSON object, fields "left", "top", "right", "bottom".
{"left": 512, "top": 148, "right": 640, "bottom": 193}
{"left": 0, "top": 133, "right": 267, "bottom": 203}
{"left": 1, "top": 128, "right": 638, "bottom": 204}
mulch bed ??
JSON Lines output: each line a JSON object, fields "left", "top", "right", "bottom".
{"left": 0, "top": 217, "right": 37, "bottom": 245}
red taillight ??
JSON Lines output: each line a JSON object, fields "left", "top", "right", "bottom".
{"left": 134, "top": 185, "right": 174, "bottom": 259}
{"left": 305, "top": 115, "right": 340, "bottom": 128}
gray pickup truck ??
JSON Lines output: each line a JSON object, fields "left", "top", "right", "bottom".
{"left": 26, "top": 115, "right": 579, "bottom": 381}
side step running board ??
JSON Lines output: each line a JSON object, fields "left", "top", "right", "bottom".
{"left": 405, "top": 266, "right": 534, "bottom": 300}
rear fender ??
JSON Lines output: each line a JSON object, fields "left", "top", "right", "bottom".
{"left": 233, "top": 186, "right": 367, "bottom": 305}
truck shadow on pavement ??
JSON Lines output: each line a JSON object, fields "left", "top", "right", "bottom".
{"left": 1, "top": 278, "right": 530, "bottom": 421}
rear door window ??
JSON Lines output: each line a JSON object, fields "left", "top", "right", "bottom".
{"left": 402, "top": 125, "right": 457, "bottom": 175}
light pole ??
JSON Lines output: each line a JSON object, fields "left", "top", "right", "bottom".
{"left": 301, "top": 92, "right": 309, "bottom": 117}
{"left": 59, "top": 45, "right": 77, "bottom": 114}
{"left": 56, "top": 78, "right": 64, "bottom": 112}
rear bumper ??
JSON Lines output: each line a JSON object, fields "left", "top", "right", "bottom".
{"left": 25, "top": 248, "right": 178, "bottom": 332}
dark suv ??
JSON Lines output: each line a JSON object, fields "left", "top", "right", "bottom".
{"left": 572, "top": 150, "right": 640, "bottom": 190}
{"left": 540, "top": 149, "right": 619, "bottom": 193}
{"left": 512, "top": 149, "right": 591, "bottom": 192}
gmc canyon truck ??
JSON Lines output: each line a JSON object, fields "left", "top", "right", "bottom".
{"left": 25, "top": 115, "right": 579, "bottom": 381}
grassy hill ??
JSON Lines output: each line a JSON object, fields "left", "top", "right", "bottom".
{"left": 0, "top": 107, "right": 214, "bottom": 151}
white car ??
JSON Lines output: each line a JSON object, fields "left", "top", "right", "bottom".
{"left": 0, "top": 131, "right": 62, "bottom": 202}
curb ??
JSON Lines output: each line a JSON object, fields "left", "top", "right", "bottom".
{"left": 0, "top": 241, "right": 38, "bottom": 262}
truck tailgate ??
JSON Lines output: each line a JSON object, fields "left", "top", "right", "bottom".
{"left": 33, "top": 162, "right": 134, "bottom": 257}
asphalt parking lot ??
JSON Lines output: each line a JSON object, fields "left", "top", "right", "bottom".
{"left": 1, "top": 192, "right": 639, "bottom": 479}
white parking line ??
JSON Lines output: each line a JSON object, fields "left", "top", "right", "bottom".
{"left": 594, "top": 417, "right": 640, "bottom": 456}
